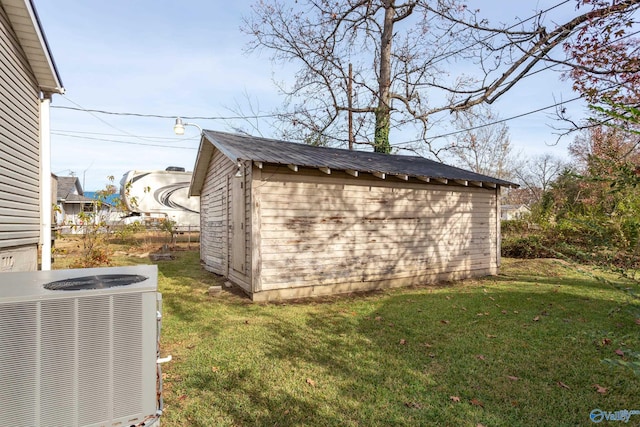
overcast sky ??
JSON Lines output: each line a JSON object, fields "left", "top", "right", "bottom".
{"left": 35, "top": 0, "right": 586, "bottom": 191}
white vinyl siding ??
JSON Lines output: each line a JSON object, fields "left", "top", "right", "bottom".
{"left": 0, "top": 4, "right": 41, "bottom": 250}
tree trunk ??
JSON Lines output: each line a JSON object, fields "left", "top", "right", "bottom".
{"left": 374, "top": 2, "right": 394, "bottom": 154}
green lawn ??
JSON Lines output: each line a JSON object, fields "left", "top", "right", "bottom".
{"left": 133, "top": 251, "right": 639, "bottom": 426}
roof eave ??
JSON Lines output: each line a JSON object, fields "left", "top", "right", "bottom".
{"left": 2, "top": 0, "right": 64, "bottom": 94}
{"left": 189, "top": 134, "right": 213, "bottom": 197}
{"left": 249, "top": 159, "right": 519, "bottom": 189}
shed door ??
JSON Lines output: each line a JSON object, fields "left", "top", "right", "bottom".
{"left": 231, "top": 175, "right": 246, "bottom": 273}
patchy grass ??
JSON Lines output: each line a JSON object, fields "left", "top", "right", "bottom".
{"left": 144, "top": 253, "right": 640, "bottom": 426}
{"left": 50, "top": 236, "right": 640, "bottom": 426}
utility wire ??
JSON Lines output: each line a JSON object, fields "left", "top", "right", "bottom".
{"left": 51, "top": 105, "right": 315, "bottom": 120}
{"left": 51, "top": 129, "right": 194, "bottom": 142}
{"left": 399, "top": 78, "right": 634, "bottom": 146}
{"left": 420, "top": 95, "right": 582, "bottom": 143}
{"left": 51, "top": 132, "right": 198, "bottom": 149}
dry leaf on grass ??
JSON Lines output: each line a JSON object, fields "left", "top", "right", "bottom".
{"left": 440, "top": 320, "right": 450, "bottom": 324}
{"left": 507, "top": 375, "right": 519, "bottom": 381}
{"left": 475, "top": 354, "right": 486, "bottom": 361}
{"left": 593, "top": 384, "right": 608, "bottom": 394}
{"left": 405, "top": 401, "right": 422, "bottom": 409}
{"left": 557, "top": 381, "right": 570, "bottom": 389}
{"left": 306, "top": 378, "right": 316, "bottom": 387}
{"left": 211, "top": 366, "right": 219, "bottom": 373}
{"left": 635, "top": 318, "right": 640, "bottom": 325}
{"left": 399, "top": 339, "right": 407, "bottom": 345}
{"left": 450, "top": 396, "right": 461, "bottom": 403}
{"left": 533, "top": 316, "right": 540, "bottom": 322}
{"left": 615, "top": 349, "right": 625, "bottom": 357}
{"left": 470, "top": 398, "right": 484, "bottom": 407}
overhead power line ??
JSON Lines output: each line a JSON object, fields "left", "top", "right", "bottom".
{"left": 51, "top": 129, "right": 194, "bottom": 141}
{"left": 427, "top": 95, "right": 582, "bottom": 141}
{"left": 51, "top": 105, "right": 293, "bottom": 120}
{"left": 51, "top": 132, "right": 198, "bottom": 149}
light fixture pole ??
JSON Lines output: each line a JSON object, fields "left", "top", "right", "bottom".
{"left": 173, "top": 117, "right": 203, "bottom": 135}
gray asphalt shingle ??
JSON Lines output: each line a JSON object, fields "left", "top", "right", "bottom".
{"left": 203, "top": 130, "right": 516, "bottom": 187}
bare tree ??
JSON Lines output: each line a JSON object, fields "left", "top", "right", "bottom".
{"left": 444, "top": 105, "right": 517, "bottom": 180}
{"left": 513, "top": 153, "right": 567, "bottom": 205}
{"left": 243, "top": 0, "right": 640, "bottom": 153}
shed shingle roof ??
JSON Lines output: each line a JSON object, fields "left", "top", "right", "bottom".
{"left": 191, "top": 130, "right": 517, "bottom": 195}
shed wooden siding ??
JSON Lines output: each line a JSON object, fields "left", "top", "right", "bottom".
{"left": 0, "top": 4, "right": 41, "bottom": 251}
{"left": 199, "top": 150, "right": 252, "bottom": 291}
{"left": 228, "top": 160, "right": 252, "bottom": 289}
{"left": 254, "top": 167, "right": 498, "bottom": 293}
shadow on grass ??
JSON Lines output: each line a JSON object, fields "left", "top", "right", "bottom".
{"left": 258, "top": 290, "right": 638, "bottom": 425}
{"left": 160, "top": 256, "right": 640, "bottom": 426}
{"left": 155, "top": 251, "right": 226, "bottom": 323}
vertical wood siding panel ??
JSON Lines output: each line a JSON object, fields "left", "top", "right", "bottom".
{"left": 227, "top": 161, "right": 252, "bottom": 291}
{"left": 200, "top": 150, "right": 234, "bottom": 275}
{"left": 250, "top": 166, "right": 262, "bottom": 292}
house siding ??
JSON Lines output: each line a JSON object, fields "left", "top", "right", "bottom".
{"left": 253, "top": 166, "right": 498, "bottom": 297}
{"left": 0, "top": 3, "right": 41, "bottom": 270}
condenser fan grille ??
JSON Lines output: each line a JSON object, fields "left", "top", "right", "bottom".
{"left": 43, "top": 274, "right": 148, "bottom": 290}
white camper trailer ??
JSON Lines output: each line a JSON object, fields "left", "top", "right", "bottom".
{"left": 120, "top": 167, "right": 200, "bottom": 230}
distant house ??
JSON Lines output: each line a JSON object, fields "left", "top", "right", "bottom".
{"left": 55, "top": 177, "right": 120, "bottom": 232}
{"left": 501, "top": 204, "right": 531, "bottom": 221}
{"left": 190, "top": 131, "right": 517, "bottom": 301}
{"left": 0, "top": 0, "right": 64, "bottom": 271}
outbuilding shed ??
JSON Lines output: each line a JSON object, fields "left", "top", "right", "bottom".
{"left": 190, "top": 130, "right": 516, "bottom": 301}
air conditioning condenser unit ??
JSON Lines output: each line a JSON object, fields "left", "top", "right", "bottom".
{"left": 0, "top": 265, "right": 162, "bottom": 427}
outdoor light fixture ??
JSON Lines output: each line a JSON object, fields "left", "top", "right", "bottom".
{"left": 173, "top": 117, "right": 202, "bottom": 135}
{"left": 235, "top": 161, "right": 243, "bottom": 177}
{"left": 173, "top": 117, "right": 185, "bottom": 135}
